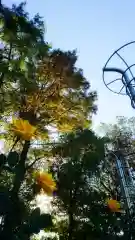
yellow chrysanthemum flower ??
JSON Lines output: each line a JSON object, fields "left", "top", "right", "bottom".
{"left": 107, "top": 199, "right": 122, "bottom": 212}
{"left": 34, "top": 171, "right": 57, "bottom": 196}
{"left": 10, "top": 118, "right": 36, "bottom": 141}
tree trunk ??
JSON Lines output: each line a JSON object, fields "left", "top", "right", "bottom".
{"left": 12, "top": 140, "right": 30, "bottom": 195}
{"left": 68, "top": 210, "right": 74, "bottom": 240}
{"left": 1, "top": 141, "right": 30, "bottom": 240}
{"left": 68, "top": 186, "right": 78, "bottom": 240}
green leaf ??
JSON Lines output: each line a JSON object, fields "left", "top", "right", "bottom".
{"left": 0, "top": 186, "right": 11, "bottom": 214}
{"left": 20, "top": 59, "right": 27, "bottom": 71}
{"left": 30, "top": 207, "right": 40, "bottom": 220}
{"left": 28, "top": 209, "right": 52, "bottom": 234}
{"left": 38, "top": 213, "right": 52, "bottom": 229}
{"left": 0, "top": 154, "right": 7, "bottom": 167}
{"left": 7, "top": 151, "right": 20, "bottom": 167}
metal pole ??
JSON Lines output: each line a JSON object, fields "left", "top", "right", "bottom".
{"left": 110, "top": 152, "right": 131, "bottom": 214}
{"left": 103, "top": 58, "right": 135, "bottom": 239}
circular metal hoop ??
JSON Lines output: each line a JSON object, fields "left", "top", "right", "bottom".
{"left": 103, "top": 41, "right": 135, "bottom": 96}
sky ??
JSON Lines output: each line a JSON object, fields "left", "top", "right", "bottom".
{"left": 3, "top": 0, "right": 135, "bottom": 130}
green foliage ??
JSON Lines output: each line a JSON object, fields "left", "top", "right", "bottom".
{"left": 0, "top": 1, "right": 97, "bottom": 239}
{"left": 50, "top": 130, "right": 125, "bottom": 239}
{"left": 7, "top": 151, "right": 19, "bottom": 167}
{"left": 99, "top": 116, "right": 135, "bottom": 239}
{"left": 0, "top": 1, "right": 121, "bottom": 240}
{"left": 0, "top": 153, "right": 6, "bottom": 167}
{"left": 25, "top": 208, "right": 52, "bottom": 234}
{"left": 0, "top": 186, "right": 11, "bottom": 215}
{"left": 0, "top": 2, "right": 97, "bottom": 143}
{"left": 0, "top": 146, "right": 53, "bottom": 239}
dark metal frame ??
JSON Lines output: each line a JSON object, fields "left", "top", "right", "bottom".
{"left": 103, "top": 41, "right": 135, "bottom": 108}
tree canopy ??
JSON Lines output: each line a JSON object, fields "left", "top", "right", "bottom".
{"left": 0, "top": 2, "right": 97, "bottom": 138}
{"left": 49, "top": 129, "right": 125, "bottom": 240}
{"left": 0, "top": 1, "right": 134, "bottom": 240}
{"left": 0, "top": 2, "right": 98, "bottom": 240}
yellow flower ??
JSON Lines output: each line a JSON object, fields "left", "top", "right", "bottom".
{"left": 107, "top": 199, "right": 122, "bottom": 212}
{"left": 11, "top": 118, "right": 36, "bottom": 141}
{"left": 34, "top": 171, "right": 57, "bottom": 196}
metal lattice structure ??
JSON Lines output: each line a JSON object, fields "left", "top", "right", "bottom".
{"left": 103, "top": 41, "right": 135, "bottom": 108}
{"left": 103, "top": 41, "right": 135, "bottom": 216}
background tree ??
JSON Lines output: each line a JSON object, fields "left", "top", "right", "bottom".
{"left": 49, "top": 129, "right": 124, "bottom": 240}
{"left": 100, "top": 116, "right": 135, "bottom": 160}
{"left": 100, "top": 116, "right": 135, "bottom": 239}
{"left": 100, "top": 116, "right": 135, "bottom": 197}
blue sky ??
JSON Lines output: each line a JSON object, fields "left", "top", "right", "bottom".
{"left": 3, "top": 0, "right": 135, "bottom": 129}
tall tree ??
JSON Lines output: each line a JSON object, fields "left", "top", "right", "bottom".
{"left": 0, "top": 2, "right": 97, "bottom": 138}
{"left": 0, "top": 2, "right": 97, "bottom": 240}
{"left": 50, "top": 129, "right": 124, "bottom": 240}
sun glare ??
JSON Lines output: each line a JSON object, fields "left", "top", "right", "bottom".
{"left": 36, "top": 194, "right": 53, "bottom": 213}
